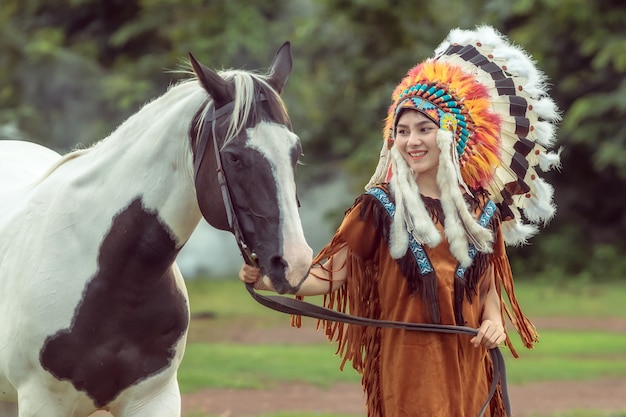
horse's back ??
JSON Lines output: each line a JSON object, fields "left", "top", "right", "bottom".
{"left": 0, "top": 140, "right": 61, "bottom": 192}
{"left": 0, "top": 140, "right": 61, "bottom": 232}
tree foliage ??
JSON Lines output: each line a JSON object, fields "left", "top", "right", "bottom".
{"left": 1, "top": 0, "right": 624, "bottom": 279}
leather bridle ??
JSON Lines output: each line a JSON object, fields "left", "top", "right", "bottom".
{"left": 193, "top": 95, "right": 511, "bottom": 417}
{"left": 193, "top": 97, "right": 265, "bottom": 267}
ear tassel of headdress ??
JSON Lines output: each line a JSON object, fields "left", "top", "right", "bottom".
{"left": 367, "top": 144, "right": 391, "bottom": 190}
{"left": 388, "top": 147, "right": 441, "bottom": 259}
{"left": 436, "top": 130, "right": 493, "bottom": 267}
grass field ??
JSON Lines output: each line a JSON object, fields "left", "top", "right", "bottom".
{"left": 179, "top": 277, "right": 626, "bottom": 417}
{"left": 185, "top": 277, "right": 626, "bottom": 319}
{"left": 178, "top": 328, "right": 626, "bottom": 392}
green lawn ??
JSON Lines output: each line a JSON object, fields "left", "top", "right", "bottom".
{"left": 178, "top": 329, "right": 626, "bottom": 393}
{"left": 511, "top": 280, "right": 626, "bottom": 318}
{"left": 180, "top": 278, "right": 626, "bottom": 417}
{"left": 185, "top": 277, "right": 626, "bottom": 320}
{"left": 182, "top": 277, "right": 626, "bottom": 388}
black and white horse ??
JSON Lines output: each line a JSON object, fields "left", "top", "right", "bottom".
{"left": 0, "top": 43, "right": 312, "bottom": 417}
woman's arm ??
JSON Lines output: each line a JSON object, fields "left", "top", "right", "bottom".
{"left": 239, "top": 246, "right": 349, "bottom": 296}
{"left": 471, "top": 265, "right": 507, "bottom": 349}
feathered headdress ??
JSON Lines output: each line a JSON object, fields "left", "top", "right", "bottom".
{"left": 366, "top": 25, "right": 561, "bottom": 265}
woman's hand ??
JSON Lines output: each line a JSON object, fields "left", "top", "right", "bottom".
{"left": 239, "top": 246, "right": 349, "bottom": 296}
{"left": 470, "top": 319, "right": 506, "bottom": 349}
{"left": 239, "top": 264, "right": 274, "bottom": 291}
{"left": 239, "top": 264, "right": 260, "bottom": 284}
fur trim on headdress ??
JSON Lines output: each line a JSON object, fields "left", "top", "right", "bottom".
{"left": 368, "top": 25, "right": 560, "bottom": 258}
{"left": 388, "top": 147, "right": 441, "bottom": 259}
{"left": 436, "top": 130, "right": 493, "bottom": 267}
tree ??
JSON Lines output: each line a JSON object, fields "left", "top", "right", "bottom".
{"left": 1, "top": 0, "right": 624, "bottom": 279}
{"left": 294, "top": 0, "right": 626, "bottom": 280}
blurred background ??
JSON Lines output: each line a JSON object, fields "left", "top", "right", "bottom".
{"left": 1, "top": 0, "right": 624, "bottom": 281}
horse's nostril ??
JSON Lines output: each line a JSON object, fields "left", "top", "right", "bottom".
{"left": 270, "top": 255, "right": 288, "bottom": 271}
{"left": 267, "top": 256, "right": 290, "bottom": 294}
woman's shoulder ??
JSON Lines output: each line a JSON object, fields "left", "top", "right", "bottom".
{"left": 363, "top": 182, "right": 392, "bottom": 197}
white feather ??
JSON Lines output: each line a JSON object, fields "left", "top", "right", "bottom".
{"left": 539, "top": 148, "right": 562, "bottom": 172}
{"left": 502, "top": 219, "right": 538, "bottom": 246}
{"left": 533, "top": 121, "right": 558, "bottom": 148}
{"left": 534, "top": 97, "right": 561, "bottom": 122}
{"left": 521, "top": 177, "right": 556, "bottom": 224}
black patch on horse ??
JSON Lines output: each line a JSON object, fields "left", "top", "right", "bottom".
{"left": 40, "top": 197, "right": 189, "bottom": 407}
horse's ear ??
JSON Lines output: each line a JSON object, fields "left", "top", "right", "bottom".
{"left": 267, "top": 42, "right": 292, "bottom": 94}
{"left": 188, "top": 52, "right": 233, "bottom": 107}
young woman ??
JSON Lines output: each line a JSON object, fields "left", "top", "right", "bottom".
{"left": 240, "top": 25, "right": 561, "bottom": 417}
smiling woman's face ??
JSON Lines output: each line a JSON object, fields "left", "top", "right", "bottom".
{"left": 394, "top": 109, "right": 440, "bottom": 180}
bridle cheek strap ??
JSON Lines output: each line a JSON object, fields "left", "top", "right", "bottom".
{"left": 193, "top": 99, "right": 262, "bottom": 267}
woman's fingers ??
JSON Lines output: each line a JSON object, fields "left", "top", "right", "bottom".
{"left": 471, "top": 320, "right": 505, "bottom": 349}
{"left": 239, "top": 264, "right": 261, "bottom": 284}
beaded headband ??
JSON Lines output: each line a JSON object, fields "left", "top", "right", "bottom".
{"left": 395, "top": 93, "right": 469, "bottom": 157}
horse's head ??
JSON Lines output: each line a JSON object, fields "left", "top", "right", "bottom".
{"left": 189, "top": 43, "right": 312, "bottom": 294}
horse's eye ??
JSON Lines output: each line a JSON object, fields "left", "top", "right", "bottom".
{"left": 226, "top": 153, "right": 240, "bottom": 164}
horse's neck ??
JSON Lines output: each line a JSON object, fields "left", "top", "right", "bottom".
{"left": 67, "top": 83, "right": 206, "bottom": 245}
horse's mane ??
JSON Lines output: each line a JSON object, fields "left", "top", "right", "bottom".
{"left": 192, "top": 68, "right": 290, "bottom": 150}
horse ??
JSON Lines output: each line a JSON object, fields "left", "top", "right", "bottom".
{"left": 0, "top": 42, "right": 313, "bottom": 417}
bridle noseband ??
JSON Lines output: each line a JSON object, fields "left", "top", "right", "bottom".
{"left": 192, "top": 94, "right": 511, "bottom": 417}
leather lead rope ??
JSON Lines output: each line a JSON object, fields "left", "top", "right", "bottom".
{"left": 194, "top": 95, "right": 510, "bottom": 417}
{"left": 244, "top": 283, "right": 511, "bottom": 417}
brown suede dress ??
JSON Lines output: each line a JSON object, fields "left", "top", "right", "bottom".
{"left": 293, "top": 186, "right": 538, "bottom": 417}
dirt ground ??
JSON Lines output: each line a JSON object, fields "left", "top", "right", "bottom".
{"left": 94, "top": 317, "right": 626, "bottom": 417}
{"left": 180, "top": 377, "right": 626, "bottom": 417}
